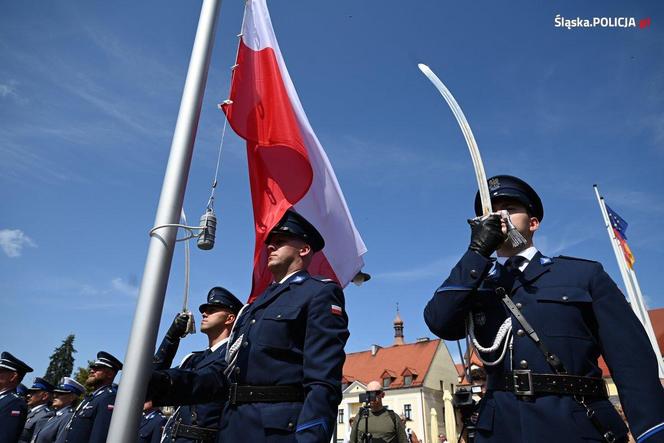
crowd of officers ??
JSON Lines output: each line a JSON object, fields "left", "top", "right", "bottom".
{"left": 2, "top": 175, "right": 664, "bottom": 443}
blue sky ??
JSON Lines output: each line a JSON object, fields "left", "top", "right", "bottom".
{"left": 2, "top": 1, "right": 663, "bottom": 380}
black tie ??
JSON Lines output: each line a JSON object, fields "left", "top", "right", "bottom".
{"left": 505, "top": 256, "right": 527, "bottom": 275}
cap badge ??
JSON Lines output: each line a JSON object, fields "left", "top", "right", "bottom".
{"left": 488, "top": 177, "right": 500, "bottom": 191}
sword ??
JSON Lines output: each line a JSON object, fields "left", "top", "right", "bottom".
{"left": 418, "top": 63, "right": 526, "bottom": 247}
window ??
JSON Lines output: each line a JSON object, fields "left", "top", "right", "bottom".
{"left": 404, "top": 404, "right": 412, "bottom": 420}
{"left": 383, "top": 377, "right": 391, "bottom": 389}
{"left": 338, "top": 409, "right": 344, "bottom": 424}
{"left": 404, "top": 375, "right": 413, "bottom": 386}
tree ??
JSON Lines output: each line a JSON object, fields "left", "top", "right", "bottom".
{"left": 74, "top": 361, "right": 94, "bottom": 396}
{"left": 44, "top": 334, "right": 76, "bottom": 385}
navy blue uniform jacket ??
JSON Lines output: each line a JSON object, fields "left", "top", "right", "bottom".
{"left": 153, "top": 332, "right": 228, "bottom": 442}
{"left": 0, "top": 389, "right": 27, "bottom": 443}
{"left": 424, "top": 250, "right": 664, "bottom": 443}
{"left": 33, "top": 406, "right": 74, "bottom": 443}
{"left": 56, "top": 384, "right": 116, "bottom": 443}
{"left": 151, "top": 271, "right": 349, "bottom": 443}
{"left": 138, "top": 410, "right": 167, "bottom": 443}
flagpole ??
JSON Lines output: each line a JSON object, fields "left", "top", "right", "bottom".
{"left": 593, "top": 185, "right": 664, "bottom": 378}
{"left": 593, "top": 186, "right": 641, "bottom": 315}
{"left": 106, "top": 0, "right": 223, "bottom": 441}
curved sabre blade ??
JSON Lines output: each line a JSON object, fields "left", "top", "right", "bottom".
{"left": 417, "top": 63, "right": 492, "bottom": 216}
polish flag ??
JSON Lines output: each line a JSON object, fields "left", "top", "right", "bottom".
{"left": 221, "top": 0, "right": 367, "bottom": 302}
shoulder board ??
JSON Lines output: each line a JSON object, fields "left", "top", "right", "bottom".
{"left": 290, "top": 274, "right": 309, "bottom": 284}
{"left": 556, "top": 255, "right": 598, "bottom": 264}
{"left": 310, "top": 275, "right": 337, "bottom": 284}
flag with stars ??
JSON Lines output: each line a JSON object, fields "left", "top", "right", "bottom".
{"left": 606, "top": 204, "right": 635, "bottom": 268}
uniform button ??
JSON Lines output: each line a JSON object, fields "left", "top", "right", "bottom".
{"left": 495, "top": 287, "right": 506, "bottom": 296}
{"left": 515, "top": 302, "right": 523, "bottom": 309}
{"left": 251, "top": 319, "right": 256, "bottom": 324}
{"left": 516, "top": 329, "right": 525, "bottom": 337}
{"left": 470, "top": 270, "right": 478, "bottom": 278}
{"left": 234, "top": 367, "right": 241, "bottom": 374}
{"left": 242, "top": 341, "right": 248, "bottom": 347}
{"left": 520, "top": 360, "right": 528, "bottom": 369}
{"left": 562, "top": 296, "right": 569, "bottom": 302}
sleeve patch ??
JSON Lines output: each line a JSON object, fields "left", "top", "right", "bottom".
{"left": 11, "top": 410, "right": 21, "bottom": 416}
{"left": 331, "top": 304, "right": 343, "bottom": 316}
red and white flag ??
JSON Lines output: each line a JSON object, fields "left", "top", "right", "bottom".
{"left": 221, "top": 0, "right": 367, "bottom": 302}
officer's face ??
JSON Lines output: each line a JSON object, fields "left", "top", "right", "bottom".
{"left": 266, "top": 234, "right": 310, "bottom": 272}
{"left": 200, "top": 306, "right": 235, "bottom": 333}
{"left": 26, "top": 390, "right": 50, "bottom": 407}
{"left": 493, "top": 198, "right": 539, "bottom": 254}
{"left": 86, "top": 365, "right": 115, "bottom": 387}
{"left": 52, "top": 392, "right": 76, "bottom": 409}
{"left": 0, "top": 369, "right": 18, "bottom": 390}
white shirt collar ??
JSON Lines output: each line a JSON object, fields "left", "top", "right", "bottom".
{"left": 210, "top": 336, "right": 230, "bottom": 353}
{"left": 31, "top": 403, "right": 48, "bottom": 413}
{"left": 278, "top": 270, "right": 301, "bottom": 284}
{"left": 497, "top": 246, "right": 539, "bottom": 271}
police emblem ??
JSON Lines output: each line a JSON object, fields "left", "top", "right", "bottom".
{"left": 473, "top": 311, "right": 486, "bottom": 326}
{"left": 488, "top": 177, "right": 500, "bottom": 191}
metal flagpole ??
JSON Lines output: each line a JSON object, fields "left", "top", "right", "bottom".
{"left": 593, "top": 185, "right": 664, "bottom": 378}
{"left": 106, "top": 0, "right": 223, "bottom": 441}
{"left": 594, "top": 186, "right": 643, "bottom": 319}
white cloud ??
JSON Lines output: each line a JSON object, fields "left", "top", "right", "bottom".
{"left": 0, "top": 83, "right": 14, "bottom": 97}
{"left": 0, "top": 229, "right": 37, "bottom": 257}
{"left": 111, "top": 277, "right": 139, "bottom": 298}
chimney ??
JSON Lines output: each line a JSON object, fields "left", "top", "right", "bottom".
{"left": 371, "top": 344, "right": 382, "bottom": 356}
{"left": 393, "top": 303, "right": 405, "bottom": 346}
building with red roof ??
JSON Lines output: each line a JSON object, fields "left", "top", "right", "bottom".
{"left": 337, "top": 311, "right": 459, "bottom": 443}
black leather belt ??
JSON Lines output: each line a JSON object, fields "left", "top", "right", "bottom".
{"left": 172, "top": 422, "right": 218, "bottom": 441}
{"left": 488, "top": 370, "right": 608, "bottom": 398}
{"left": 228, "top": 384, "right": 305, "bottom": 405}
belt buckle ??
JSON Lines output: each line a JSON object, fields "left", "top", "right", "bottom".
{"left": 229, "top": 383, "right": 238, "bottom": 405}
{"left": 513, "top": 370, "right": 534, "bottom": 396}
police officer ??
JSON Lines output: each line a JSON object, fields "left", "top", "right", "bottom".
{"left": 149, "top": 209, "right": 350, "bottom": 443}
{"left": 138, "top": 402, "right": 166, "bottom": 443}
{"left": 20, "top": 377, "right": 55, "bottom": 442}
{"left": 16, "top": 385, "right": 28, "bottom": 401}
{"left": 0, "top": 352, "right": 33, "bottom": 443}
{"left": 424, "top": 175, "right": 664, "bottom": 443}
{"left": 56, "top": 351, "right": 122, "bottom": 443}
{"left": 154, "top": 287, "right": 242, "bottom": 442}
{"left": 33, "top": 377, "right": 85, "bottom": 443}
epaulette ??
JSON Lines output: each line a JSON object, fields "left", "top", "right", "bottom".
{"left": 556, "top": 255, "right": 598, "bottom": 263}
{"left": 310, "top": 275, "right": 337, "bottom": 284}
{"left": 290, "top": 274, "right": 309, "bottom": 285}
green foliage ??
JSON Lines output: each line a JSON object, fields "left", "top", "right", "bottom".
{"left": 44, "top": 334, "right": 76, "bottom": 385}
{"left": 74, "top": 361, "right": 95, "bottom": 396}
